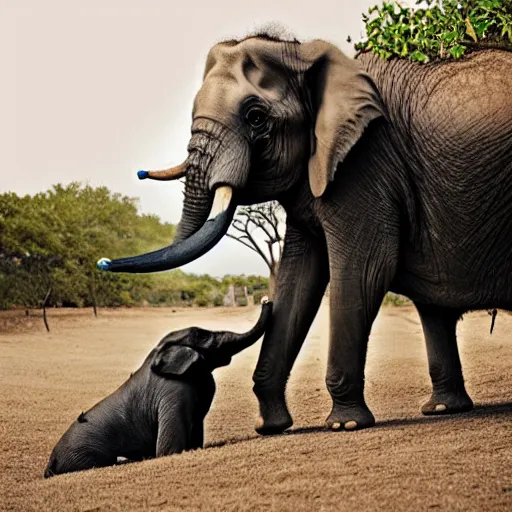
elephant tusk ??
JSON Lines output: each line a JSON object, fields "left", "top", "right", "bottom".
{"left": 207, "top": 186, "right": 233, "bottom": 220}
{"left": 137, "top": 162, "right": 187, "bottom": 181}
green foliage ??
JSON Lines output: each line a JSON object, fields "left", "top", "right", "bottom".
{"left": 236, "top": 297, "right": 249, "bottom": 307}
{"left": 0, "top": 184, "right": 267, "bottom": 310}
{"left": 382, "top": 292, "right": 411, "bottom": 306}
{"left": 0, "top": 183, "right": 170, "bottom": 309}
{"left": 252, "top": 290, "right": 269, "bottom": 305}
{"left": 212, "top": 294, "right": 224, "bottom": 307}
{"left": 222, "top": 274, "right": 269, "bottom": 295}
{"left": 355, "top": 1, "right": 512, "bottom": 63}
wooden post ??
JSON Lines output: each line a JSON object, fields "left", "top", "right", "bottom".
{"left": 42, "top": 286, "right": 52, "bottom": 333}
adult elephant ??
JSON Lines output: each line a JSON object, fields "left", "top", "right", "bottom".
{"left": 98, "top": 33, "right": 512, "bottom": 434}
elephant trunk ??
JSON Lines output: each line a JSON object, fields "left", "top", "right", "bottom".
{"left": 96, "top": 185, "right": 234, "bottom": 274}
{"left": 217, "top": 298, "right": 273, "bottom": 356}
{"left": 96, "top": 122, "right": 249, "bottom": 274}
{"left": 174, "top": 160, "right": 215, "bottom": 243}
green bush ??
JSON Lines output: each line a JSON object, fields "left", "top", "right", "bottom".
{"left": 195, "top": 296, "right": 210, "bottom": 307}
{"left": 222, "top": 275, "right": 269, "bottom": 295}
{"left": 236, "top": 297, "right": 248, "bottom": 307}
{"left": 355, "top": 0, "right": 512, "bottom": 64}
{"left": 0, "top": 185, "right": 270, "bottom": 311}
{"left": 382, "top": 292, "right": 410, "bottom": 306}
{"left": 253, "top": 290, "right": 269, "bottom": 305}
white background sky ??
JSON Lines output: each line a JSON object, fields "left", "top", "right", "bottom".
{"left": 1, "top": 0, "right": 400, "bottom": 277}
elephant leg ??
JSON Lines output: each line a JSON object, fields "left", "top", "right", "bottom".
{"left": 156, "top": 396, "right": 195, "bottom": 456}
{"left": 415, "top": 304, "right": 473, "bottom": 415}
{"left": 252, "top": 224, "right": 329, "bottom": 435}
{"left": 190, "top": 376, "right": 214, "bottom": 449}
{"left": 190, "top": 421, "right": 204, "bottom": 450}
{"left": 325, "top": 237, "right": 397, "bottom": 431}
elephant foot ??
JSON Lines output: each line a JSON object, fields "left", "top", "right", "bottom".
{"left": 421, "top": 391, "right": 473, "bottom": 416}
{"left": 326, "top": 403, "right": 375, "bottom": 431}
{"left": 255, "top": 411, "right": 293, "bottom": 436}
{"left": 253, "top": 389, "right": 293, "bottom": 435}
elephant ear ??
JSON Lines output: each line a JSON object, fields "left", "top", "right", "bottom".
{"left": 151, "top": 345, "right": 203, "bottom": 377}
{"left": 299, "top": 40, "right": 383, "bottom": 197}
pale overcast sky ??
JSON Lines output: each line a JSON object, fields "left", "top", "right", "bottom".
{"left": 1, "top": 0, "right": 394, "bottom": 276}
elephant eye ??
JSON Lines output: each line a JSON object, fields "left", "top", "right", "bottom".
{"left": 245, "top": 107, "right": 266, "bottom": 129}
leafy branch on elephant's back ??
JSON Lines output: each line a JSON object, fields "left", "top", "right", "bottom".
{"left": 354, "top": 0, "right": 512, "bottom": 64}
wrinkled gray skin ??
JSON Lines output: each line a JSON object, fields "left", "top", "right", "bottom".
{"left": 115, "top": 34, "right": 512, "bottom": 434}
{"left": 44, "top": 301, "right": 272, "bottom": 477}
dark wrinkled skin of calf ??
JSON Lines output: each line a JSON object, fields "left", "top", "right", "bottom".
{"left": 44, "top": 301, "right": 272, "bottom": 478}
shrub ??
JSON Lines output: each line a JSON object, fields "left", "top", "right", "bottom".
{"left": 195, "top": 296, "right": 210, "bottom": 307}
{"left": 0, "top": 186, "right": 272, "bottom": 310}
{"left": 253, "top": 290, "right": 269, "bottom": 304}
{"left": 382, "top": 292, "right": 410, "bottom": 306}
{"left": 355, "top": 0, "right": 512, "bottom": 64}
{"left": 236, "top": 297, "right": 248, "bottom": 307}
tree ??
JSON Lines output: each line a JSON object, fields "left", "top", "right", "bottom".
{"left": 0, "top": 184, "right": 174, "bottom": 315}
{"left": 0, "top": 184, "right": 274, "bottom": 315}
{"left": 227, "top": 202, "right": 286, "bottom": 298}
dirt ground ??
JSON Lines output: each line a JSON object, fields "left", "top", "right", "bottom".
{"left": 1, "top": 303, "right": 511, "bottom": 511}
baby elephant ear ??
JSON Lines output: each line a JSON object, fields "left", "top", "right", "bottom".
{"left": 151, "top": 345, "right": 202, "bottom": 377}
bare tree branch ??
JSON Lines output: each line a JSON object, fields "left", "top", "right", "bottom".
{"left": 248, "top": 217, "right": 276, "bottom": 245}
{"left": 266, "top": 239, "right": 276, "bottom": 268}
{"left": 226, "top": 234, "right": 261, "bottom": 255}
{"left": 228, "top": 202, "right": 285, "bottom": 276}
{"left": 242, "top": 225, "right": 272, "bottom": 269}
{"left": 253, "top": 208, "right": 281, "bottom": 241}
{"left": 241, "top": 204, "right": 283, "bottom": 246}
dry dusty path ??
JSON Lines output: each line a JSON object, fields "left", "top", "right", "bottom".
{"left": 1, "top": 304, "right": 511, "bottom": 511}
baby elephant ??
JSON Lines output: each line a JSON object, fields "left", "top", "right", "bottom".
{"left": 44, "top": 299, "right": 272, "bottom": 478}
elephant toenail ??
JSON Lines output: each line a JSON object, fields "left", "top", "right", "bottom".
{"left": 255, "top": 416, "right": 264, "bottom": 429}
{"left": 331, "top": 422, "right": 341, "bottom": 430}
{"left": 435, "top": 404, "right": 447, "bottom": 412}
{"left": 344, "top": 420, "right": 358, "bottom": 430}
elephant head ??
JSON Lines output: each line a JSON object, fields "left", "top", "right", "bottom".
{"left": 97, "top": 35, "right": 382, "bottom": 273}
{"left": 151, "top": 297, "right": 273, "bottom": 375}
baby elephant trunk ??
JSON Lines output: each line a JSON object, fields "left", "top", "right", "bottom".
{"left": 218, "top": 298, "right": 273, "bottom": 357}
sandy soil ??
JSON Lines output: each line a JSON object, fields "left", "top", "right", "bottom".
{"left": 1, "top": 303, "right": 511, "bottom": 511}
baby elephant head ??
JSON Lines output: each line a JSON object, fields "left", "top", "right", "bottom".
{"left": 151, "top": 298, "right": 273, "bottom": 377}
